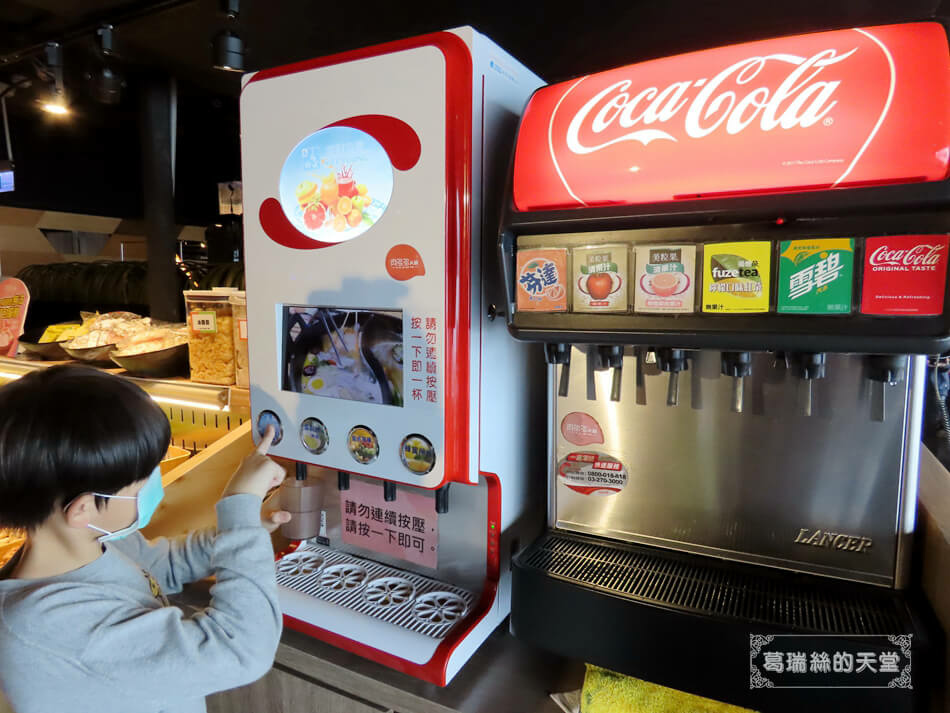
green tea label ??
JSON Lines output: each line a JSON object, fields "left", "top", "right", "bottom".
{"left": 777, "top": 239, "right": 854, "bottom": 314}
{"left": 702, "top": 241, "right": 771, "bottom": 313}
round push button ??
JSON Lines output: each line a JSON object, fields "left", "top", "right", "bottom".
{"left": 347, "top": 425, "right": 379, "bottom": 465}
{"left": 256, "top": 410, "right": 283, "bottom": 445}
{"left": 399, "top": 434, "right": 436, "bottom": 475}
{"left": 299, "top": 417, "right": 329, "bottom": 454}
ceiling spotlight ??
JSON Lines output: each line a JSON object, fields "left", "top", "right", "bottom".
{"left": 88, "top": 24, "right": 125, "bottom": 104}
{"left": 212, "top": 30, "right": 244, "bottom": 72}
{"left": 41, "top": 41, "right": 69, "bottom": 116}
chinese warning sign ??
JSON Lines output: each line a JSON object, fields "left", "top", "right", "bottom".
{"left": 0, "top": 278, "right": 29, "bottom": 357}
{"left": 407, "top": 314, "right": 439, "bottom": 404}
{"left": 340, "top": 477, "right": 438, "bottom": 568}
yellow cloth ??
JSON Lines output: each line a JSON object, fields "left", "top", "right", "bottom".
{"left": 581, "top": 664, "right": 758, "bottom": 713}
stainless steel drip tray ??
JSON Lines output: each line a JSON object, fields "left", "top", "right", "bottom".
{"left": 518, "top": 531, "right": 904, "bottom": 633}
{"left": 511, "top": 531, "right": 937, "bottom": 713}
{"left": 276, "top": 543, "right": 476, "bottom": 641}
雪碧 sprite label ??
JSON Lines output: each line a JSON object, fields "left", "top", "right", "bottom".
{"left": 777, "top": 239, "right": 854, "bottom": 314}
{"left": 702, "top": 241, "right": 771, "bottom": 313}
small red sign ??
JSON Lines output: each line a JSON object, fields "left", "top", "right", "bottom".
{"left": 513, "top": 23, "right": 950, "bottom": 211}
{"left": 386, "top": 244, "right": 425, "bottom": 281}
{"left": 560, "top": 411, "right": 604, "bottom": 446}
{"left": 860, "top": 235, "right": 949, "bottom": 316}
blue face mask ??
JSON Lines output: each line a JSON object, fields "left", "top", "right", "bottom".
{"left": 87, "top": 466, "right": 165, "bottom": 542}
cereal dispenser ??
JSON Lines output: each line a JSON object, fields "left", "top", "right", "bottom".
{"left": 239, "top": 28, "right": 544, "bottom": 685}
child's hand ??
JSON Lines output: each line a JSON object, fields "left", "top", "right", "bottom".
{"left": 223, "top": 426, "right": 287, "bottom": 500}
{"left": 262, "top": 509, "right": 292, "bottom": 533}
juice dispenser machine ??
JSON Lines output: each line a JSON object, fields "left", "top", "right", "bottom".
{"left": 239, "top": 28, "right": 544, "bottom": 685}
{"left": 500, "top": 22, "right": 947, "bottom": 712}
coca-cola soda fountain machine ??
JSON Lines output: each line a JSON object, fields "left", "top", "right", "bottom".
{"left": 500, "top": 21, "right": 946, "bottom": 713}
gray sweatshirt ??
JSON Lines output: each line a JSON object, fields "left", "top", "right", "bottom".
{"left": 0, "top": 494, "right": 282, "bottom": 713}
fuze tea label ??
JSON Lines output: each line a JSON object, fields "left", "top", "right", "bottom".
{"left": 777, "top": 239, "right": 854, "bottom": 314}
{"left": 861, "top": 235, "right": 950, "bottom": 316}
{"left": 634, "top": 244, "right": 696, "bottom": 313}
{"left": 702, "top": 241, "right": 771, "bottom": 313}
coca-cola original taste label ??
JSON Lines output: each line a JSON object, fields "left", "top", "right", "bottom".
{"left": 512, "top": 23, "right": 950, "bottom": 210}
{"left": 860, "top": 235, "right": 949, "bottom": 316}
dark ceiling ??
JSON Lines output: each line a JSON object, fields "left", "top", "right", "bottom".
{"left": 0, "top": 0, "right": 947, "bottom": 223}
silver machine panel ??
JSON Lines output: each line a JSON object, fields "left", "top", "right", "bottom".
{"left": 552, "top": 349, "right": 925, "bottom": 588}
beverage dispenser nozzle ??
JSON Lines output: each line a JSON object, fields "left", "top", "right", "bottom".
{"left": 597, "top": 345, "right": 624, "bottom": 402}
{"left": 545, "top": 343, "right": 572, "bottom": 398}
{"left": 337, "top": 471, "right": 350, "bottom": 491}
{"left": 793, "top": 352, "right": 826, "bottom": 417}
{"left": 867, "top": 355, "right": 906, "bottom": 422}
{"left": 383, "top": 481, "right": 397, "bottom": 502}
{"left": 656, "top": 348, "right": 688, "bottom": 406}
{"left": 435, "top": 484, "right": 450, "bottom": 514}
{"left": 721, "top": 351, "right": 752, "bottom": 413}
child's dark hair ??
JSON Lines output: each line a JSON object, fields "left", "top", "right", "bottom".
{"left": 0, "top": 365, "right": 171, "bottom": 529}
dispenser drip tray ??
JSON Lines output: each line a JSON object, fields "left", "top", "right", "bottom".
{"left": 276, "top": 543, "right": 475, "bottom": 640}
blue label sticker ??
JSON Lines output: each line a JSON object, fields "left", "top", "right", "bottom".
{"left": 279, "top": 126, "right": 393, "bottom": 244}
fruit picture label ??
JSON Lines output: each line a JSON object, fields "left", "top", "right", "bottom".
{"left": 702, "top": 241, "right": 771, "bottom": 313}
{"left": 634, "top": 244, "right": 696, "bottom": 313}
{"left": 861, "top": 234, "right": 949, "bottom": 316}
{"left": 279, "top": 126, "right": 393, "bottom": 244}
{"left": 516, "top": 247, "right": 569, "bottom": 312}
{"left": 777, "top": 239, "right": 854, "bottom": 314}
{"left": 573, "top": 244, "right": 628, "bottom": 312}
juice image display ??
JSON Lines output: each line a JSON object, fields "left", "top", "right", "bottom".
{"left": 777, "top": 239, "right": 854, "bottom": 314}
{"left": 702, "top": 241, "right": 771, "bottom": 313}
{"left": 516, "top": 247, "right": 569, "bottom": 312}
{"left": 860, "top": 234, "right": 950, "bottom": 316}
{"left": 634, "top": 244, "right": 696, "bottom": 313}
{"left": 573, "top": 244, "right": 628, "bottom": 313}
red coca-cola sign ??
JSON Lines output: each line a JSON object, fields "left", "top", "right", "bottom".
{"left": 861, "top": 235, "right": 949, "bottom": 316}
{"left": 513, "top": 23, "right": 950, "bottom": 211}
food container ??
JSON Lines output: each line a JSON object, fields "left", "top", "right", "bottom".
{"left": 229, "top": 291, "right": 249, "bottom": 388}
{"left": 160, "top": 446, "right": 192, "bottom": 476}
{"left": 110, "top": 326, "right": 190, "bottom": 377}
{"left": 515, "top": 247, "right": 569, "bottom": 312}
{"left": 62, "top": 343, "right": 119, "bottom": 364}
{"left": 572, "top": 244, "right": 629, "bottom": 313}
{"left": 18, "top": 323, "right": 79, "bottom": 361}
{"left": 183, "top": 291, "right": 235, "bottom": 385}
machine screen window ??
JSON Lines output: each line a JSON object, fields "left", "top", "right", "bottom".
{"left": 281, "top": 306, "right": 404, "bottom": 407}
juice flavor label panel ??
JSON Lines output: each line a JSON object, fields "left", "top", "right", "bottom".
{"left": 516, "top": 247, "right": 569, "bottom": 312}
{"left": 702, "top": 241, "right": 771, "bottom": 314}
{"left": 573, "top": 244, "right": 629, "bottom": 312}
{"left": 861, "top": 235, "right": 950, "bottom": 316}
{"left": 634, "top": 244, "right": 696, "bottom": 313}
{"left": 777, "top": 239, "right": 854, "bottom": 314}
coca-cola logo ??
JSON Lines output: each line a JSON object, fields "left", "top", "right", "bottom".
{"left": 511, "top": 23, "right": 950, "bottom": 211}
{"left": 566, "top": 48, "right": 854, "bottom": 153}
{"left": 868, "top": 244, "right": 945, "bottom": 267}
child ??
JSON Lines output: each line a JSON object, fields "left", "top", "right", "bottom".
{"left": 0, "top": 365, "right": 290, "bottom": 713}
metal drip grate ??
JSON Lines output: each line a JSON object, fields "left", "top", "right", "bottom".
{"left": 276, "top": 543, "right": 475, "bottom": 640}
{"left": 522, "top": 533, "right": 905, "bottom": 635}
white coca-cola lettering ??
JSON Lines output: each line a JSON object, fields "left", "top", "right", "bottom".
{"left": 869, "top": 244, "right": 945, "bottom": 267}
{"left": 565, "top": 48, "right": 857, "bottom": 154}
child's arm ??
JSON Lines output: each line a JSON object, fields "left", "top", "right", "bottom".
{"left": 77, "top": 428, "right": 289, "bottom": 698}
{"left": 111, "top": 528, "right": 216, "bottom": 594}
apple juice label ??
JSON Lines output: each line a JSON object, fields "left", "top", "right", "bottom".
{"left": 702, "top": 241, "right": 771, "bottom": 313}
{"left": 861, "top": 235, "right": 949, "bottom": 316}
{"left": 573, "top": 244, "right": 628, "bottom": 312}
{"left": 634, "top": 244, "right": 696, "bottom": 313}
{"left": 516, "top": 247, "right": 569, "bottom": 312}
{"left": 777, "top": 239, "right": 854, "bottom": 314}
